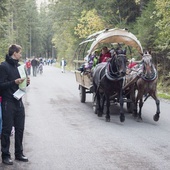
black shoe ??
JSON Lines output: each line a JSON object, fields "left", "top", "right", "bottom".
{"left": 15, "top": 154, "right": 28, "bottom": 162}
{"left": 2, "top": 157, "right": 13, "bottom": 165}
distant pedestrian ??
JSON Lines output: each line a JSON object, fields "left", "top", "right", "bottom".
{"left": 38, "top": 62, "right": 43, "bottom": 74}
{"left": 25, "top": 59, "right": 31, "bottom": 75}
{"left": 47, "top": 58, "right": 51, "bottom": 65}
{"left": 60, "top": 58, "right": 66, "bottom": 73}
{"left": 31, "top": 57, "right": 38, "bottom": 76}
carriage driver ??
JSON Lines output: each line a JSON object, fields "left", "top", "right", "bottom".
{"left": 99, "top": 46, "right": 112, "bottom": 63}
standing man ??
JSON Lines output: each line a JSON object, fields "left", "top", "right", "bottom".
{"left": 31, "top": 57, "right": 38, "bottom": 76}
{"left": 0, "top": 44, "right": 30, "bottom": 165}
{"left": 60, "top": 58, "right": 66, "bottom": 73}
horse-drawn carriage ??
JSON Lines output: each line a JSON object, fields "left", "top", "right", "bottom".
{"left": 74, "top": 28, "right": 160, "bottom": 122}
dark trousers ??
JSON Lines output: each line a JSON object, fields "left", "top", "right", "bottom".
{"left": 32, "top": 66, "right": 37, "bottom": 76}
{"left": 27, "top": 67, "right": 31, "bottom": 76}
{"left": 1, "top": 100, "right": 25, "bottom": 158}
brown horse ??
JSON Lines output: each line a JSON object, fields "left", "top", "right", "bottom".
{"left": 133, "top": 53, "right": 160, "bottom": 122}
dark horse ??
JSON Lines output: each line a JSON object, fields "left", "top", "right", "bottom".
{"left": 93, "top": 54, "right": 127, "bottom": 122}
{"left": 134, "top": 53, "right": 160, "bottom": 122}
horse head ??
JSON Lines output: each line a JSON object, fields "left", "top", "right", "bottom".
{"left": 105, "top": 54, "right": 127, "bottom": 81}
{"left": 115, "top": 54, "right": 127, "bottom": 77}
{"left": 142, "top": 54, "right": 157, "bottom": 81}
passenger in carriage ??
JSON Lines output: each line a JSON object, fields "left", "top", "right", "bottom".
{"left": 126, "top": 51, "right": 147, "bottom": 75}
{"left": 92, "top": 54, "right": 99, "bottom": 68}
{"left": 98, "top": 46, "right": 111, "bottom": 63}
{"left": 128, "top": 58, "right": 137, "bottom": 69}
{"left": 91, "top": 50, "right": 99, "bottom": 68}
{"left": 84, "top": 50, "right": 99, "bottom": 70}
{"left": 77, "top": 50, "right": 98, "bottom": 73}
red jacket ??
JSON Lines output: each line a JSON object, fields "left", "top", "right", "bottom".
{"left": 99, "top": 52, "right": 111, "bottom": 63}
{"left": 26, "top": 61, "right": 31, "bottom": 68}
{"left": 128, "top": 62, "right": 137, "bottom": 69}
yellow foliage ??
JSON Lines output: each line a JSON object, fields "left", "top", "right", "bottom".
{"left": 74, "top": 9, "right": 105, "bottom": 38}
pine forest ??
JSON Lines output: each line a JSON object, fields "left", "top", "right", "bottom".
{"left": 0, "top": 0, "right": 170, "bottom": 94}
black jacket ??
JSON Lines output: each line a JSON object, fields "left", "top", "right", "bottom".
{"left": 31, "top": 59, "right": 38, "bottom": 67}
{"left": 0, "top": 55, "right": 21, "bottom": 101}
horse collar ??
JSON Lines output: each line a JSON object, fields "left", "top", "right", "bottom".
{"left": 105, "top": 62, "right": 123, "bottom": 81}
{"left": 141, "top": 68, "right": 157, "bottom": 81}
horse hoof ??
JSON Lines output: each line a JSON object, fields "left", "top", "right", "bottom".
{"left": 105, "top": 115, "right": 110, "bottom": 122}
{"left": 98, "top": 114, "right": 102, "bottom": 117}
{"left": 105, "top": 118, "right": 110, "bottom": 122}
{"left": 120, "top": 115, "right": 125, "bottom": 122}
{"left": 133, "top": 114, "right": 137, "bottom": 118}
{"left": 97, "top": 110, "right": 102, "bottom": 117}
{"left": 136, "top": 117, "right": 142, "bottom": 122}
{"left": 153, "top": 114, "right": 159, "bottom": 122}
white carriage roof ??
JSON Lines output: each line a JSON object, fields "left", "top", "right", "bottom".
{"left": 87, "top": 28, "right": 143, "bottom": 54}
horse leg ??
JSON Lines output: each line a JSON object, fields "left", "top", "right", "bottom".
{"left": 96, "top": 92, "right": 103, "bottom": 117}
{"left": 151, "top": 93, "right": 160, "bottom": 121}
{"left": 131, "top": 88, "right": 137, "bottom": 118}
{"left": 133, "top": 97, "right": 138, "bottom": 118}
{"left": 153, "top": 99, "right": 160, "bottom": 121}
{"left": 119, "top": 91, "right": 125, "bottom": 122}
{"left": 101, "top": 94, "right": 105, "bottom": 112}
{"left": 105, "top": 96, "right": 110, "bottom": 122}
{"left": 137, "top": 98, "right": 143, "bottom": 122}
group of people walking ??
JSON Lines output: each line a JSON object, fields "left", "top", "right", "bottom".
{"left": 25, "top": 57, "right": 43, "bottom": 77}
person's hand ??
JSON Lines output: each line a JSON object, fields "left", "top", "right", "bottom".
{"left": 106, "top": 58, "right": 111, "bottom": 62}
{"left": 15, "top": 78, "right": 25, "bottom": 85}
{"left": 27, "top": 77, "right": 30, "bottom": 85}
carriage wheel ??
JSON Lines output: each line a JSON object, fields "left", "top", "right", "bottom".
{"left": 92, "top": 93, "right": 97, "bottom": 114}
{"left": 79, "top": 85, "right": 86, "bottom": 103}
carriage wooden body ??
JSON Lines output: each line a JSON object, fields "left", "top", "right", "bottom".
{"left": 74, "top": 28, "right": 143, "bottom": 103}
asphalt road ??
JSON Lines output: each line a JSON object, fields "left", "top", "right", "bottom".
{"left": 1, "top": 65, "right": 170, "bottom": 170}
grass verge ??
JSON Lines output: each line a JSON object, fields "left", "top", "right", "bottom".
{"left": 158, "top": 93, "right": 170, "bottom": 100}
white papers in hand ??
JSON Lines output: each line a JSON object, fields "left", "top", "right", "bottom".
{"left": 17, "top": 65, "right": 27, "bottom": 91}
{"left": 13, "top": 89, "right": 26, "bottom": 100}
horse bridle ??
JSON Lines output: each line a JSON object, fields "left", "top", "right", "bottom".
{"left": 105, "top": 54, "right": 126, "bottom": 81}
{"left": 141, "top": 65, "right": 157, "bottom": 81}
{"left": 141, "top": 55, "right": 157, "bottom": 81}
